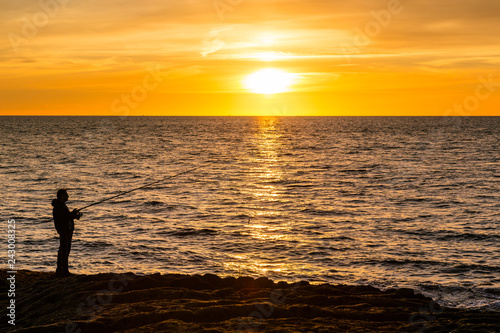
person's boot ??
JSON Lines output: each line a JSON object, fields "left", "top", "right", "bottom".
{"left": 62, "top": 255, "right": 73, "bottom": 276}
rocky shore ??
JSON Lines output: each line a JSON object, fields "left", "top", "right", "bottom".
{"left": 1, "top": 270, "right": 498, "bottom": 332}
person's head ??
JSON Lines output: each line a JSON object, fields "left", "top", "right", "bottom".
{"left": 57, "top": 189, "right": 69, "bottom": 202}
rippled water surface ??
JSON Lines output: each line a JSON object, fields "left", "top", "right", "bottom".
{"left": 1, "top": 116, "right": 499, "bottom": 310}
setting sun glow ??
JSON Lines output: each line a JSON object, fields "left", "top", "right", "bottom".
{"left": 2, "top": 1, "right": 500, "bottom": 115}
{"left": 244, "top": 69, "right": 296, "bottom": 95}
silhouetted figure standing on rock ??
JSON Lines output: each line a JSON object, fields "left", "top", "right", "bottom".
{"left": 52, "top": 189, "right": 82, "bottom": 276}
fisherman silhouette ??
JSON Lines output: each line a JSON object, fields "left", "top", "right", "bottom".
{"left": 52, "top": 189, "right": 82, "bottom": 276}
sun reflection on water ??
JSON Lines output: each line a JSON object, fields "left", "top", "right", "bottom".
{"left": 230, "top": 117, "right": 303, "bottom": 277}
{"left": 246, "top": 117, "right": 285, "bottom": 203}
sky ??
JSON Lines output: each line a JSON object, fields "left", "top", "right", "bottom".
{"left": 1, "top": 0, "right": 499, "bottom": 116}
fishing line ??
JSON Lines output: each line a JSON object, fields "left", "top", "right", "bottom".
{"left": 36, "top": 162, "right": 213, "bottom": 224}
{"left": 40, "top": 149, "right": 244, "bottom": 223}
{"left": 78, "top": 164, "right": 209, "bottom": 211}
{"left": 79, "top": 148, "right": 255, "bottom": 212}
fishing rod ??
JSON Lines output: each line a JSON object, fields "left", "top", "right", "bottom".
{"left": 77, "top": 164, "right": 208, "bottom": 211}
{"left": 40, "top": 151, "right": 240, "bottom": 223}
{"left": 77, "top": 150, "right": 249, "bottom": 212}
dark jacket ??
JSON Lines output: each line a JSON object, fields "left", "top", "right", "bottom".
{"left": 52, "top": 199, "right": 76, "bottom": 234}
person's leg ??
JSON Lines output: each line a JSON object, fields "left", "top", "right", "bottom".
{"left": 58, "top": 231, "right": 73, "bottom": 275}
{"left": 56, "top": 234, "right": 64, "bottom": 274}
{"left": 64, "top": 230, "right": 73, "bottom": 274}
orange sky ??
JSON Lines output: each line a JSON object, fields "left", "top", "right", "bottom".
{"left": 1, "top": 0, "right": 499, "bottom": 116}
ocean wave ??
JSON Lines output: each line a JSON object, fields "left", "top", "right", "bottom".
{"left": 22, "top": 239, "right": 51, "bottom": 246}
{"left": 360, "top": 258, "right": 445, "bottom": 267}
{"left": 436, "top": 231, "right": 500, "bottom": 242}
{"left": 417, "top": 284, "right": 500, "bottom": 312}
{"left": 390, "top": 228, "right": 433, "bottom": 237}
{"left": 441, "top": 263, "right": 500, "bottom": 274}
{"left": 285, "top": 183, "right": 316, "bottom": 188}
{"left": 337, "top": 168, "right": 371, "bottom": 174}
{"left": 158, "top": 228, "right": 218, "bottom": 237}
{"left": 78, "top": 240, "right": 114, "bottom": 248}
{"left": 399, "top": 197, "right": 428, "bottom": 202}
{"left": 300, "top": 208, "right": 356, "bottom": 216}
{"left": 144, "top": 200, "right": 163, "bottom": 206}
{"left": 319, "top": 236, "right": 354, "bottom": 241}
{"left": 104, "top": 199, "right": 132, "bottom": 205}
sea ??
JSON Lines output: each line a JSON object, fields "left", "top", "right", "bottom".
{"left": 1, "top": 116, "right": 499, "bottom": 311}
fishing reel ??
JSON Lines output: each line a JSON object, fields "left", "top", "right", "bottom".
{"left": 73, "top": 209, "right": 83, "bottom": 220}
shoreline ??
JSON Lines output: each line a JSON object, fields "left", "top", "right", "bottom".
{"left": 1, "top": 270, "right": 498, "bottom": 332}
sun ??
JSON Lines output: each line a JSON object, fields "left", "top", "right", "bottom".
{"left": 244, "top": 68, "right": 296, "bottom": 94}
